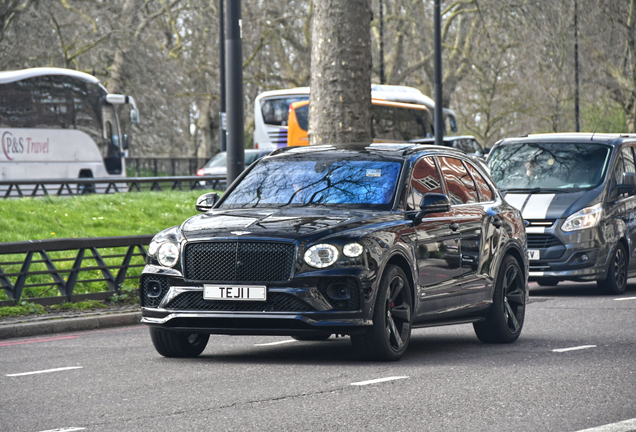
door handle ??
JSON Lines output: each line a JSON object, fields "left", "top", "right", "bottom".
{"left": 449, "top": 221, "right": 460, "bottom": 231}
{"left": 492, "top": 217, "right": 502, "bottom": 228}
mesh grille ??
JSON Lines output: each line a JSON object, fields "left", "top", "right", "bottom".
{"left": 165, "top": 291, "right": 314, "bottom": 312}
{"left": 140, "top": 275, "right": 170, "bottom": 308}
{"left": 184, "top": 242, "right": 295, "bottom": 282}
{"left": 317, "top": 278, "right": 361, "bottom": 311}
{"left": 527, "top": 234, "right": 563, "bottom": 249}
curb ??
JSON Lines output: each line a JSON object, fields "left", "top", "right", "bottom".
{"left": 0, "top": 311, "right": 142, "bottom": 340}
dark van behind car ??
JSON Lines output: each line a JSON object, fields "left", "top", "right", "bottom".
{"left": 487, "top": 133, "right": 636, "bottom": 294}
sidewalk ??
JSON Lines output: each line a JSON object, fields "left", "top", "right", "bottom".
{"left": 0, "top": 305, "right": 142, "bottom": 340}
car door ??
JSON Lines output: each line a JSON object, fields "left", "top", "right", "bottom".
{"left": 407, "top": 156, "right": 462, "bottom": 320}
{"left": 615, "top": 145, "right": 636, "bottom": 270}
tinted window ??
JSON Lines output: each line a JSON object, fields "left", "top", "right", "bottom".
{"left": 488, "top": 142, "right": 612, "bottom": 191}
{"left": 221, "top": 157, "right": 402, "bottom": 209}
{"left": 466, "top": 162, "right": 493, "bottom": 201}
{"left": 438, "top": 157, "right": 478, "bottom": 205}
{"left": 295, "top": 104, "right": 309, "bottom": 131}
{"left": 407, "top": 157, "right": 443, "bottom": 210}
{"left": 371, "top": 105, "right": 432, "bottom": 141}
{"left": 261, "top": 96, "right": 308, "bottom": 126}
{"left": 453, "top": 138, "right": 483, "bottom": 155}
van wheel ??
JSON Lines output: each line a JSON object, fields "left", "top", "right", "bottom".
{"left": 149, "top": 328, "right": 209, "bottom": 357}
{"left": 351, "top": 264, "right": 412, "bottom": 361}
{"left": 474, "top": 255, "right": 525, "bottom": 343}
{"left": 597, "top": 243, "right": 628, "bottom": 295}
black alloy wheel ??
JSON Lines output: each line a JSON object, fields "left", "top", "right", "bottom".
{"left": 598, "top": 243, "right": 628, "bottom": 295}
{"left": 351, "top": 264, "right": 412, "bottom": 361}
{"left": 150, "top": 328, "right": 210, "bottom": 357}
{"left": 474, "top": 255, "right": 525, "bottom": 343}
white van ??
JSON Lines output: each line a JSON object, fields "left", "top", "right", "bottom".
{"left": 252, "top": 85, "right": 457, "bottom": 150}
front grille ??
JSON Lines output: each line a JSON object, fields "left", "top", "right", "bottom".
{"left": 140, "top": 275, "right": 169, "bottom": 308}
{"left": 184, "top": 242, "right": 296, "bottom": 282}
{"left": 165, "top": 291, "right": 314, "bottom": 312}
{"left": 527, "top": 234, "right": 563, "bottom": 249}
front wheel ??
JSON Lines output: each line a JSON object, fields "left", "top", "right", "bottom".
{"left": 351, "top": 264, "right": 412, "bottom": 361}
{"left": 474, "top": 255, "right": 526, "bottom": 343}
{"left": 149, "top": 328, "right": 209, "bottom": 357}
{"left": 597, "top": 243, "right": 628, "bottom": 295}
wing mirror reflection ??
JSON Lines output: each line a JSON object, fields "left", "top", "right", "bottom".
{"left": 196, "top": 192, "right": 220, "bottom": 212}
{"left": 415, "top": 193, "right": 451, "bottom": 221}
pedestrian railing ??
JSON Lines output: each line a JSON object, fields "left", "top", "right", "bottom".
{"left": 0, "top": 175, "right": 226, "bottom": 198}
{"left": 0, "top": 236, "right": 153, "bottom": 305}
{"left": 125, "top": 157, "right": 208, "bottom": 177}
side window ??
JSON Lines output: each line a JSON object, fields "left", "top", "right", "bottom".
{"left": 371, "top": 105, "right": 401, "bottom": 141}
{"left": 438, "top": 156, "right": 479, "bottom": 205}
{"left": 622, "top": 146, "right": 635, "bottom": 175}
{"left": 466, "top": 162, "right": 494, "bottom": 202}
{"left": 407, "top": 157, "right": 444, "bottom": 210}
{"left": 613, "top": 153, "right": 626, "bottom": 186}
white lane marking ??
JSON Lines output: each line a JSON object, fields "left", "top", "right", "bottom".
{"left": 36, "top": 428, "right": 85, "bottom": 432}
{"left": 574, "top": 417, "right": 636, "bottom": 432}
{"left": 552, "top": 345, "right": 596, "bottom": 353}
{"left": 351, "top": 376, "right": 409, "bottom": 386}
{"left": 6, "top": 366, "right": 83, "bottom": 377}
{"left": 522, "top": 194, "right": 556, "bottom": 219}
{"left": 614, "top": 296, "right": 636, "bottom": 301}
{"left": 504, "top": 194, "right": 528, "bottom": 211}
{"left": 254, "top": 340, "right": 297, "bottom": 347}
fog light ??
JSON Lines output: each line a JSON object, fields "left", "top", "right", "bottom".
{"left": 147, "top": 281, "right": 162, "bottom": 298}
{"left": 581, "top": 254, "right": 588, "bottom": 262}
{"left": 326, "top": 283, "right": 351, "bottom": 301}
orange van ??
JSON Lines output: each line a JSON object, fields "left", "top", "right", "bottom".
{"left": 287, "top": 99, "right": 435, "bottom": 146}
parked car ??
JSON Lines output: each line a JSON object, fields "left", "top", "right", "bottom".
{"left": 487, "top": 133, "right": 636, "bottom": 294}
{"left": 411, "top": 135, "right": 488, "bottom": 158}
{"left": 196, "top": 149, "right": 272, "bottom": 187}
{"left": 140, "top": 143, "right": 528, "bottom": 361}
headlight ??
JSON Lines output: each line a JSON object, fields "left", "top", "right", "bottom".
{"left": 561, "top": 204, "right": 603, "bottom": 232}
{"left": 148, "top": 240, "right": 160, "bottom": 257}
{"left": 157, "top": 242, "right": 179, "bottom": 267}
{"left": 304, "top": 244, "right": 338, "bottom": 268}
{"left": 343, "top": 242, "right": 364, "bottom": 257}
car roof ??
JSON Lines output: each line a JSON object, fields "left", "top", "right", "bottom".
{"left": 495, "top": 132, "right": 636, "bottom": 147}
{"left": 268, "top": 142, "right": 470, "bottom": 160}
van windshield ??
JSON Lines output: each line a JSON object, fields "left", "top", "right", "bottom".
{"left": 488, "top": 142, "right": 612, "bottom": 191}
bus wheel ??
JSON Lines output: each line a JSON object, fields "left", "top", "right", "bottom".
{"left": 78, "top": 170, "right": 96, "bottom": 194}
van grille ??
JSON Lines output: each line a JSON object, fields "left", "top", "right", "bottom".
{"left": 527, "top": 234, "right": 563, "bottom": 249}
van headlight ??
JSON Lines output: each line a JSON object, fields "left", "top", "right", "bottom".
{"left": 157, "top": 242, "right": 179, "bottom": 267}
{"left": 562, "top": 204, "right": 603, "bottom": 232}
{"left": 304, "top": 244, "right": 338, "bottom": 268}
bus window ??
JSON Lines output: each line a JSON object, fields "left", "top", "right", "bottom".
{"left": 261, "top": 97, "right": 307, "bottom": 126}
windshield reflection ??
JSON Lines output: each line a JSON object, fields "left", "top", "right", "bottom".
{"left": 220, "top": 157, "right": 402, "bottom": 209}
{"left": 488, "top": 143, "right": 611, "bottom": 191}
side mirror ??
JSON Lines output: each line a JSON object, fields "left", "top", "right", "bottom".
{"left": 130, "top": 109, "right": 139, "bottom": 124}
{"left": 196, "top": 192, "right": 219, "bottom": 212}
{"left": 415, "top": 193, "right": 451, "bottom": 221}
{"left": 122, "top": 134, "right": 130, "bottom": 150}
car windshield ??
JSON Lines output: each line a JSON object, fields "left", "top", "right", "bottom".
{"left": 220, "top": 156, "right": 403, "bottom": 209}
{"left": 488, "top": 142, "right": 612, "bottom": 191}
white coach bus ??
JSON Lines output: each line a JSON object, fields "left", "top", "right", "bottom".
{"left": 252, "top": 84, "right": 457, "bottom": 150}
{"left": 0, "top": 67, "right": 139, "bottom": 181}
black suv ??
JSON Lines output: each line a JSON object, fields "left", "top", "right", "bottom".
{"left": 141, "top": 143, "right": 528, "bottom": 361}
{"left": 488, "top": 133, "right": 636, "bottom": 294}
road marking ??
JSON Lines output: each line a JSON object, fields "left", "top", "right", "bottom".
{"left": 552, "top": 345, "right": 596, "bottom": 353}
{"left": 36, "top": 428, "right": 85, "bottom": 432}
{"left": 574, "top": 417, "right": 636, "bottom": 432}
{"left": 0, "top": 336, "right": 79, "bottom": 348}
{"left": 254, "top": 340, "right": 297, "bottom": 347}
{"left": 614, "top": 296, "right": 636, "bottom": 301}
{"left": 351, "top": 376, "right": 409, "bottom": 386}
{"left": 6, "top": 366, "right": 83, "bottom": 377}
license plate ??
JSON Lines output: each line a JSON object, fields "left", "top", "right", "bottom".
{"left": 527, "top": 250, "right": 540, "bottom": 261}
{"left": 203, "top": 284, "right": 267, "bottom": 301}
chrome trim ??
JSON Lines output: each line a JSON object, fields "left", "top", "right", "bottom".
{"left": 158, "top": 285, "right": 202, "bottom": 309}
{"left": 142, "top": 264, "right": 183, "bottom": 278}
{"left": 141, "top": 311, "right": 373, "bottom": 326}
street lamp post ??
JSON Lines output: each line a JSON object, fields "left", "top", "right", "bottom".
{"left": 225, "top": 0, "right": 244, "bottom": 185}
{"left": 219, "top": 0, "right": 227, "bottom": 151}
{"left": 434, "top": 0, "right": 444, "bottom": 147}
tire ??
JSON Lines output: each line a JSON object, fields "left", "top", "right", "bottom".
{"left": 351, "top": 264, "right": 412, "bottom": 361}
{"left": 474, "top": 255, "right": 526, "bottom": 344}
{"left": 536, "top": 278, "right": 559, "bottom": 287}
{"left": 149, "top": 328, "right": 209, "bottom": 358}
{"left": 597, "top": 242, "right": 628, "bottom": 295}
{"left": 292, "top": 333, "right": 332, "bottom": 341}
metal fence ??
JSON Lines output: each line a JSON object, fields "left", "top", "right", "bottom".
{"left": 0, "top": 236, "right": 153, "bottom": 306}
{"left": 0, "top": 174, "right": 226, "bottom": 198}
{"left": 125, "top": 157, "right": 208, "bottom": 177}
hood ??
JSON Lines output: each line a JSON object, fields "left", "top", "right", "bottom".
{"left": 504, "top": 188, "right": 603, "bottom": 220}
{"left": 180, "top": 207, "right": 395, "bottom": 242}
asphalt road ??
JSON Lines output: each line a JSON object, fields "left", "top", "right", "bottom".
{"left": 1, "top": 282, "right": 635, "bottom": 432}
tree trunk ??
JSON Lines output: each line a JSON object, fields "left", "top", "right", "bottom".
{"left": 108, "top": 0, "right": 139, "bottom": 94}
{"left": 309, "top": 0, "right": 372, "bottom": 145}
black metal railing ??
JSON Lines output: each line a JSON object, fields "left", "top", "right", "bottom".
{"left": 0, "top": 175, "right": 226, "bottom": 198}
{"left": 125, "top": 157, "right": 208, "bottom": 177}
{"left": 0, "top": 236, "right": 153, "bottom": 305}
